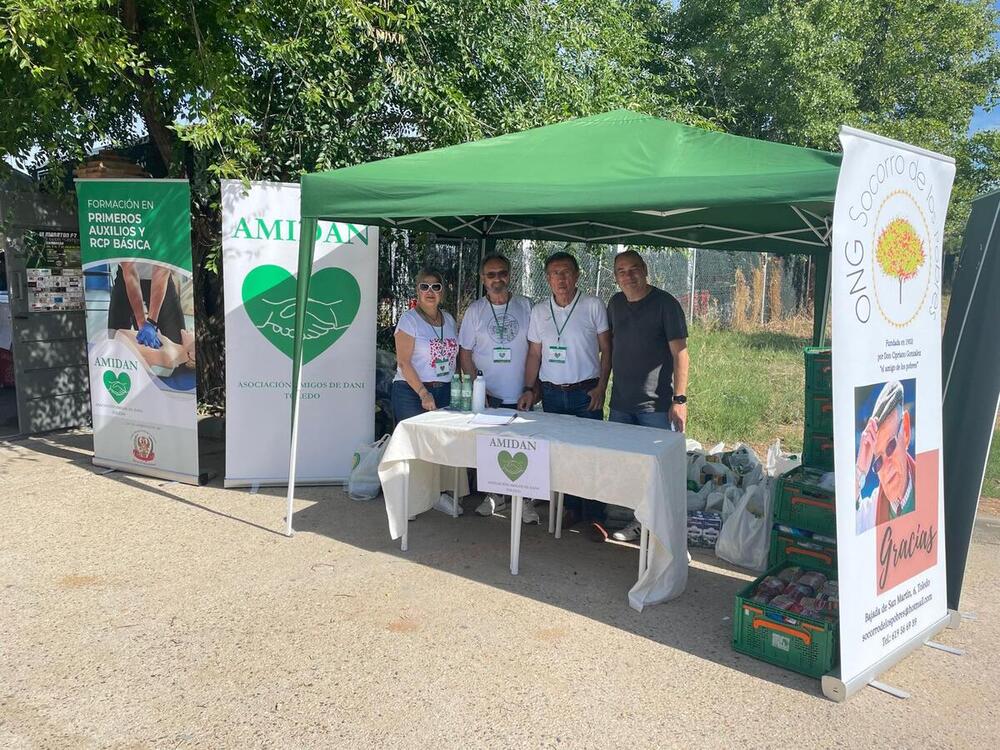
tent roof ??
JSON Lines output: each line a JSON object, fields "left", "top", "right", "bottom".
{"left": 301, "top": 109, "right": 842, "bottom": 253}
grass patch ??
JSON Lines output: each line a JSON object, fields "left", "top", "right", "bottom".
{"left": 685, "top": 324, "right": 809, "bottom": 454}
{"left": 985, "top": 420, "right": 1000, "bottom": 500}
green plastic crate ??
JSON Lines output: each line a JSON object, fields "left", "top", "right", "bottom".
{"left": 803, "top": 430, "right": 834, "bottom": 471}
{"left": 804, "top": 347, "right": 832, "bottom": 393}
{"left": 732, "top": 562, "right": 839, "bottom": 679}
{"left": 768, "top": 528, "right": 837, "bottom": 578}
{"left": 805, "top": 389, "right": 834, "bottom": 435}
{"left": 774, "top": 466, "right": 836, "bottom": 536}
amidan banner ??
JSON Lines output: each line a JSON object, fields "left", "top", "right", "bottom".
{"left": 831, "top": 128, "right": 953, "bottom": 689}
{"left": 76, "top": 179, "right": 201, "bottom": 483}
{"left": 221, "top": 180, "right": 376, "bottom": 486}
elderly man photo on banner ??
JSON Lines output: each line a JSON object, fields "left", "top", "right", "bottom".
{"left": 517, "top": 251, "right": 611, "bottom": 533}
{"left": 459, "top": 253, "right": 534, "bottom": 518}
{"left": 855, "top": 379, "right": 917, "bottom": 535}
{"left": 604, "top": 250, "right": 689, "bottom": 542}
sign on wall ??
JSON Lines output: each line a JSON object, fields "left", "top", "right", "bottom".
{"left": 476, "top": 434, "right": 551, "bottom": 500}
{"left": 24, "top": 228, "right": 83, "bottom": 312}
{"left": 221, "top": 180, "right": 377, "bottom": 486}
{"left": 831, "top": 127, "right": 954, "bottom": 689}
{"left": 76, "top": 179, "right": 201, "bottom": 483}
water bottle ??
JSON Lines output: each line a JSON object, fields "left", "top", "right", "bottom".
{"left": 451, "top": 372, "right": 462, "bottom": 410}
{"left": 460, "top": 372, "right": 473, "bottom": 411}
{"left": 472, "top": 370, "right": 487, "bottom": 413}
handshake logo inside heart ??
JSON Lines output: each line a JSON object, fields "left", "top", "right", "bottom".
{"left": 242, "top": 265, "right": 361, "bottom": 363}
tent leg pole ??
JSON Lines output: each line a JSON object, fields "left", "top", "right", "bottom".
{"left": 812, "top": 250, "right": 831, "bottom": 347}
{"left": 285, "top": 216, "right": 318, "bottom": 537}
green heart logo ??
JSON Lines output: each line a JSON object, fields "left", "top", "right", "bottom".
{"left": 103, "top": 370, "right": 131, "bottom": 404}
{"left": 242, "top": 264, "right": 361, "bottom": 364}
{"left": 498, "top": 450, "right": 529, "bottom": 482}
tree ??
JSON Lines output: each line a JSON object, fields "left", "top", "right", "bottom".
{"left": 2, "top": 0, "right": 687, "bottom": 401}
{"left": 663, "top": 0, "right": 1000, "bottom": 250}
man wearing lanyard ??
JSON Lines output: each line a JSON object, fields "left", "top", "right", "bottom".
{"left": 605, "top": 250, "right": 689, "bottom": 542}
{"left": 458, "top": 254, "right": 534, "bottom": 519}
{"left": 517, "top": 251, "right": 611, "bottom": 528}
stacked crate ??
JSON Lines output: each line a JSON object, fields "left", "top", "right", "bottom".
{"left": 732, "top": 348, "right": 840, "bottom": 678}
{"left": 802, "top": 347, "right": 833, "bottom": 470}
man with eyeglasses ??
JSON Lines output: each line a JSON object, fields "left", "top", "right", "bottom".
{"left": 458, "top": 254, "right": 534, "bottom": 518}
{"left": 517, "top": 250, "right": 612, "bottom": 530}
{"left": 855, "top": 380, "right": 916, "bottom": 534}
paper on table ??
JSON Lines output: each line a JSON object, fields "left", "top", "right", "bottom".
{"left": 468, "top": 410, "right": 518, "bottom": 426}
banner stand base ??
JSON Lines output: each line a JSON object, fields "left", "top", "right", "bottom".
{"left": 224, "top": 478, "right": 347, "bottom": 489}
{"left": 93, "top": 458, "right": 202, "bottom": 486}
{"left": 821, "top": 612, "right": 951, "bottom": 702}
{"left": 946, "top": 608, "right": 963, "bottom": 629}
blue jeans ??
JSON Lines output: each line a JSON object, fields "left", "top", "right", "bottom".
{"left": 391, "top": 380, "right": 451, "bottom": 428}
{"left": 541, "top": 383, "right": 604, "bottom": 520}
{"left": 540, "top": 383, "right": 602, "bottom": 420}
{"left": 608, "top": 409, "right": 674, "bottom": 524}
{"left": 608, "top": 409, "right": 673, "bottom": 430}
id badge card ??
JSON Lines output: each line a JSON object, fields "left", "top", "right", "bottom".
{"left": 546, "top": 344, "right": 567, "bottom": 364}
{"left": 433, "top": 358, "right": 451, "bottom": 377}
{"left": 493, "top": 347, "right": 512, "bottom": 363}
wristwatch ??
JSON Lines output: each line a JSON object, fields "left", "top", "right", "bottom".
{"left": 672, "top": 394, "right": 687, "bottom": 405}
{"left": 522, "top": 384, "right": 537, "bottom": 394}
{"left": 146, "top": 317, "right": 159, "bottom": 330}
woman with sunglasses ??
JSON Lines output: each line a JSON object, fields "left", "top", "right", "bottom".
{"left": 391, "top": 269, "right": 459, "bottom": 426}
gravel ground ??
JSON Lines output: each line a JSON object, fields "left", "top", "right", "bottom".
{"left": 1, "top": 430, "right": 997, "bottom": 749}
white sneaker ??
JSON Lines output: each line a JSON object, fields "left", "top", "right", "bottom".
{"left": 521, "top": 499, "right": 540, "bottom": 525}
{"left": 612, "top": 519, "right": 641, "bottom": 542}
{"left": 475, "top": 495, "right": 509, "bottom": 516}
{"left": 433, "top": 492, "right": 463, "bottom": 515}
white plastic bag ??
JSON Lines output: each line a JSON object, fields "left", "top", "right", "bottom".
{"left": 348, "top": 434, "right": 390, "bottom": 501}
{"left": 716, "top": 482, "right": 773, "bottom": 572}
{"left": 765, "top": 439, "right": 802, "bottom": 477}
{"left": 720, "top": 485, "right": 743, "bottom": 522}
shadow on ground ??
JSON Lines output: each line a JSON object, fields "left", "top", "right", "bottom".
{"left": 8, "top": 428, "right": 824, "bottom": 698}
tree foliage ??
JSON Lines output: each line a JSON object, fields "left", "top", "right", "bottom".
{"left": 2, "top": 0, "right": 998, "bottom": 401}
{"left": 664, "top": 0, "right": 1000, "bottom": 249}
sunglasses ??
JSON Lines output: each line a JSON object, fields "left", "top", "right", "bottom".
{"left": 418, "top": 282, "right": 443, "bottom": 292}
{"left": 872, "top": 422, "right": 903, "bottom": 474}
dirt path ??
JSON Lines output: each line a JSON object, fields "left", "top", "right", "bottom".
{"left": 1, "top": 431, "right": 997, "bottom": 748}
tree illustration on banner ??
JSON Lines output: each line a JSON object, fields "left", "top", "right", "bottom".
{"left": 876, "top": 218, "right": 925, "bottom": 304}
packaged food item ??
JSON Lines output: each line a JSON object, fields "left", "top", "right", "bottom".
{"left": 798, "top": 607, "right": 821, "bottom": 619}
{"left": 785, "top": 601, "right": 806, "bottom": 614}
{"left": 821, "top": 580, "right": 839, "bottom": 596}
{"left": 777, "top": 566, "right": 803, "bottom": 583}
{"left": 757, "top": 576, "right": 786, "bottom": 598}
{"left": 782, "top": 582, "right": 815, "bottom": 601}
{"left": 797, "top": 571, "right": 828, "bottom": 590}
{"left": 769, "top": 594, "right": 797, "bottom": 611}
{"left": 750, "top": 593, "right": 774, "bottom": 605}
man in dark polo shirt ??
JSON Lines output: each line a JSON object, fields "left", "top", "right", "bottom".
{"left": 606, "top": 249, "right": 689, "bottom": 542}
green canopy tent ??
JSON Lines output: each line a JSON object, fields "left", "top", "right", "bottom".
{"left": 285, "top": 109, "right": 843, "bottom": 534}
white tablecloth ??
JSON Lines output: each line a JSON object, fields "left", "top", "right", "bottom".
{"left": 378, "top": 409, "right": 688, "bottom": 610}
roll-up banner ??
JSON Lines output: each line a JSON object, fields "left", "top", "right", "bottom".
{"left": 221, "top": 180, "right": 376, "bottom": 487}
{"left": 76, "top": 179, "right": 202, "bottom": 483}
{"left": 828, "top": 127, "right": 954, "bottom": 698}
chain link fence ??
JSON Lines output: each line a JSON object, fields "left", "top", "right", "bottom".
{"left": 376, "top": 233, "right": 819, "bottom": 351}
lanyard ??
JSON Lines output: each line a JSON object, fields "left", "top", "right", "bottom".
{"left": 418, "top": 308, "right": 445, "bottom": 342}
{"left": 490, "top": 294, "right": 511, "bottom": 337}
{"left": 549, "top": 291, "right": 581, "bottom": 343}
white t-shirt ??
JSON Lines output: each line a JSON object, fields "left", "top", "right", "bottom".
{"left": 527, "top": 291, "right": 609, "bottom": 385}
{"left": 393, "top": 308, "right": 459, "bottom": 383}
{"left": 458, "top": 294, "right": 532, "bottom": 404}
